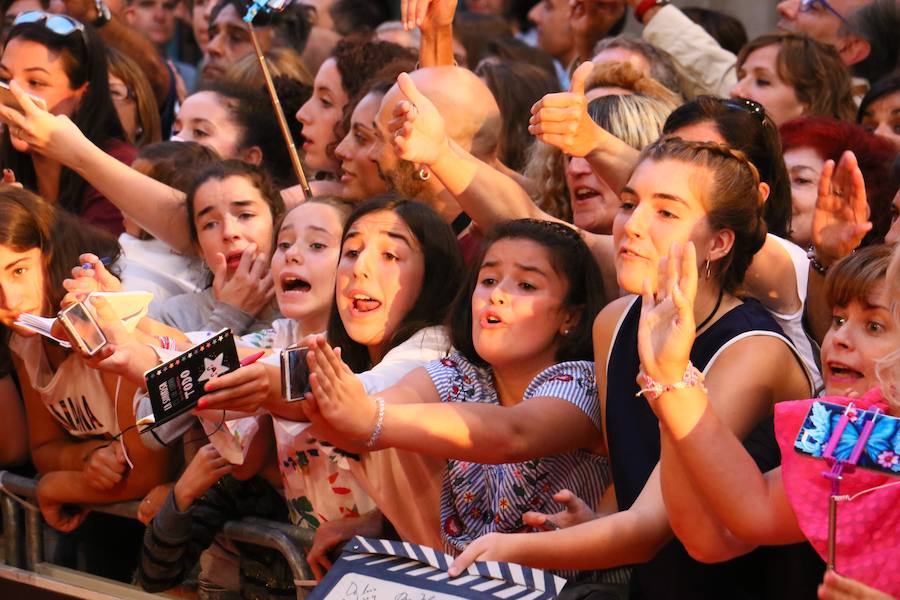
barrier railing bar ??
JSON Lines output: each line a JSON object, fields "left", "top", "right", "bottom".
{"left": 0, "top": 471, "right": 315, "bottom": 599}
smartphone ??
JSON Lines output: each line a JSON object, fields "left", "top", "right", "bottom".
{"left": 58, "top": 301, "right": 107, "bottom": 356}
{"left": 281, "top": 346, "right": 310, "bottom": 402}
{"left": 0, "top": 80, "right": 48, "bottom": 112}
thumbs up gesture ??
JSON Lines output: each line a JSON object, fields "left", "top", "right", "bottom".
{"left": 528, "top": 61, "right": 603, "bottom": 158}
{"left": 388, "top": 72, "right": 449, "bottom": 167}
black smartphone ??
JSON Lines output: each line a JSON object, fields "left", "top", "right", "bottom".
{"left": 58, "top": 301, "right": 107, "bottom": 355}
{"left": 281, "top": 346, "right": 310, "bottom": 402}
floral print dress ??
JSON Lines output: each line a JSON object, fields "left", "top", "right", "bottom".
{"left": 424, "top": 353, "right": 611, "bottom": 554}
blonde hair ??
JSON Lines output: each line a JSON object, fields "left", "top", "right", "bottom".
{"left": 522, "top": 141, "right": 571, "bottom": 223}
{"left": 225, "top": 46, "right": 314, "bottom": 88}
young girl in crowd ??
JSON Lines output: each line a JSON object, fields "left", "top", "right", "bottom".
{"left": 0, "top": 12, "right": 135, "bottom": 235}
{"left": 302, "top": 218, "right": 616, "bottom": 583}
{"left": 634, "top": 243, "right": 899, "bottom": 597}
{"left": 0, "top": 185, "right": 176, "bottom": 579}
{"left": 173, "top": 80, "right": 298, "bottom": 188}
{"left": 294, "top": 40, "right": 414, "bottom": 193}
{"left": 140, "top": 196, "right": 465, "bottom": 586}
{"left": 731, "top": 32, "right": 856, "bottom": 126}
{"left": 151, "top": 160, "right": 283, "bottom": 334}
{"left": 118, "top": 141, "right": 219, "bottom": 311}
{"left": 410, "top": 138, "right": 817, "bottom": 598}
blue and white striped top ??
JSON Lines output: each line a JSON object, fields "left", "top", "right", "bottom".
{"left": 424, "top": 353, "right": 610, "bottom": 556}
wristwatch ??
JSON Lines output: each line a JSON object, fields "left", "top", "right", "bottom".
{"left": 93, "top": 0, "right": 111, "bottom": 27}
{"left": 634, "top": 0, "right": 669, "bottom": 24}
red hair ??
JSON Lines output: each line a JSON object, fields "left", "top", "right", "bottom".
{"left": 780, "top": 116, "right": 898, "bottom": 245}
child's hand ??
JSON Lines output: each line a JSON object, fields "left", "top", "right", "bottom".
{"left": 82, "top": 443, "right": 127, "bottom": 490}
{"left": 817, "top": 570, "right": 892, "bottom": 599}
{"left": 521, "top": 488, "right": 597, "bottom": 531}
{"left": 36, "top": 473, "right": 90, "bottom": 533}
{"left": 528, "top": 62, "right": 600, "bottom": 158}
{"left": 62, "top": 253, "right": 123, "bottom": 307}
{"left": 388, "top": 73, "right": 450, "bottom": 168}
{"left": 637, "top": 241, "right": 698, "bottom": 388}
{"left": 306, "top": 336, "right": 377, "bottom": 444}
{"left": 137, "top": 483, "right": 173, "bottom": 525}
{"left": 197, "top": 362, "right": 270, "bottom": 413}
{"left": 811, "top": 151, "right": 871, "bottom": 268}
{"left": 173, "top": 444, "right": 232, "bottom": 511}
{"left": 211, "top": 243, "right": 274, "bottom": 316}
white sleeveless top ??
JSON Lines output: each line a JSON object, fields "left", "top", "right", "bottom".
{"left": 10, "top": 334, "right": 119, "bottom": 438}
{"left": 766, "top": 235, "right": 823, "bottom": 392}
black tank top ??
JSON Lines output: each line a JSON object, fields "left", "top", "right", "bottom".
{"left": 605, "top": 297, "right": 823, "bottom": 599}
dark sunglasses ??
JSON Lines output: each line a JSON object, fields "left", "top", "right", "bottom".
{"left": 721, "top": 97, "right": 768, "bottom": 124}
{"left": 12, "top": 11, "right": 87, "bottom": 43}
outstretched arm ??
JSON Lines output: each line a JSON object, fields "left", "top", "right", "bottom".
{"left": 304, "top": 337, "right": 601, "bottom": 463}
{"left": 0, "top": 83, "right": 192, "bottom": 253}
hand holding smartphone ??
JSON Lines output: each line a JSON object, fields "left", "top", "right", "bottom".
{"left": 281, "top": 346, "right": 310, "bottom": 402}
{"left": 58, "top": 301, "right": 107, "bottom": 356}
{"left": 0, "top": 80, "right": 47, "bottom": 113}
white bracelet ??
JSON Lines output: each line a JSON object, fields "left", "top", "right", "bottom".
{"left": 366, "top": 397, "right": 385, "bottom": 448}
{"left": 636, "top": 361, "right": 706, "bottom": 401}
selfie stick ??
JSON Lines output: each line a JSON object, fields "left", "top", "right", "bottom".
{"left": 243, "top": 0, "right": 311, "bottom": 198}
{"left": 819, "top": 403, "right": 881, "bottom": 569}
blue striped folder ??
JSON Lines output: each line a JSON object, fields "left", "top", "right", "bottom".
{"left": 309, "top": 536, "right": 566, "bottom": 599}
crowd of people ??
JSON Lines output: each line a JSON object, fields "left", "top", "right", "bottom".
{"left": 0, "top": 0, "right": 898, "bottom": 597}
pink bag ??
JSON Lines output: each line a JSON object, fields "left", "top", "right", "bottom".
{"left": 774, "top": 388, "right": 900, "bottom": 596}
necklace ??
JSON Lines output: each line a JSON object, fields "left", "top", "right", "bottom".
{"left": 695, "top": 287, "right": 725, "bottom": 332}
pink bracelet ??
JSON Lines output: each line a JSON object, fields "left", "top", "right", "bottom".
{"left": 636, "top": 362, "right": 706, "bottom": 401}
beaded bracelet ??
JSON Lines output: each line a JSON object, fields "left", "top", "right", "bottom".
{"left": 636, "top": 362, "right": 706, "bottom": 401}
{"left": 366, "top": 397, "right": 385, "bottom": 449}
{"left": 806, "top": 246, "right": 831, "bottom": 276}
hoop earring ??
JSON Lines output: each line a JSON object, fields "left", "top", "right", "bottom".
{"left": 417, "top": 168, "right": 431, "bottom": 181}
{"left": 704, "top": 258, "right": 712, "bottom": 280}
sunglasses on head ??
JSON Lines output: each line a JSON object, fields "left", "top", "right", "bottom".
{"left": 12, "top": 11, "right": 87, "bottom": 42}
{"left": 721, "top": 97, "right": 768, "bottom": 124}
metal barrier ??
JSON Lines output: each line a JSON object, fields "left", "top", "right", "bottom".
{"left": 0, "top": 471, "right": 316, "bottom": 598}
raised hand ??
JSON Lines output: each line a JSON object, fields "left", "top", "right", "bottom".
{"left": 402, "top": 0, "right": 457, "bottom": 31}
{"left": 388, "top": 73, "right": 450, "bottom": 168}
{"left": 211, "top": 243, "right": 275, "bottom": 316}
{"left": 522, "top": 488, "right": 597, "bottom": 530}
{"left": 83, "top": 442, "right": 127, "bottom": 491}
{"left": 196, "top": 362, "right": 270, "bottom": 414}
{"left": 173, "top": 443, "right": 233, "bottom": 511}
{"left": 528, "top": 61, "right": 602, "bottom": 157}
{"left": 305, "top": 335, "right": 376, "bottom": 443}
{"left": 637, "top": 241, "right": 698, "bottom": 386}
{"left": 811, "top": 151, "right": 871, "bottom": 268}
{"left": 0, "top": 79, "right": 86, "bottom": 160}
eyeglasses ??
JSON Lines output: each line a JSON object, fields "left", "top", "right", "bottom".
{"left": 12, "top": 11, "right": 87, "bottom": 42}
{"left": 721, "top": 97, "right": 768, "bottom": 124}
{"left": 109, "top": 83, "right": 135, "bottom": 103}
{"left": 799, "top": 0, "right": 849, "bottom": 25}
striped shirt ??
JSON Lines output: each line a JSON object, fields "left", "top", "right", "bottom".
{"left": 424, "top": 354, "right": 610, "bottom": 556}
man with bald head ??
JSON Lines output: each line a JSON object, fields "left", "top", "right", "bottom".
{"left": 368, "top": 66, "right": 505, "bottom": 230}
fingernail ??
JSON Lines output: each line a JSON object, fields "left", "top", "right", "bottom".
{"left": 197, "top": 398, "right": 207, "bottom": 409}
